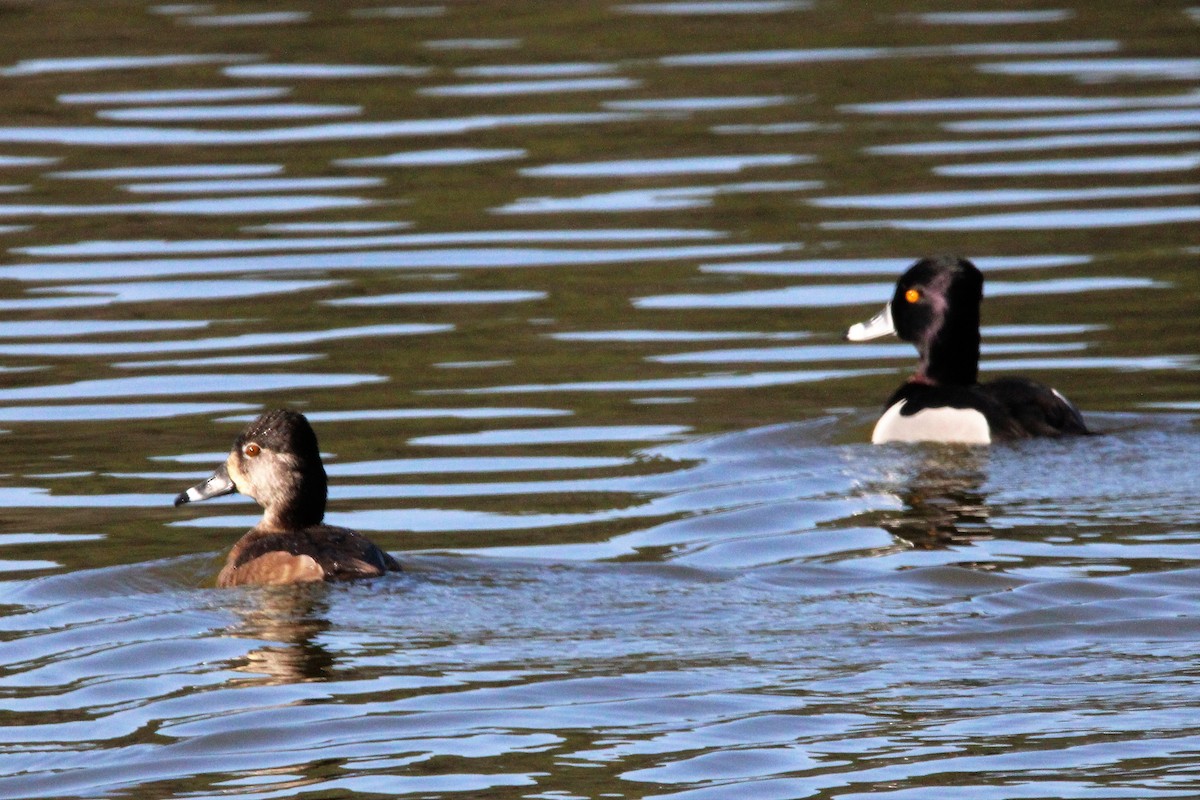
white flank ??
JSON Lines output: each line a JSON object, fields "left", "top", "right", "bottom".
{"left": 872, "top": 400, "right": 991, "bottom": 444}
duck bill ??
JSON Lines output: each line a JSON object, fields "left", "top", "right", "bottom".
{"left": 174, "top": 463, "right": 237, "bottom": 507}
{"left": 845, "top": 303, "right": 896, "bottom": 342}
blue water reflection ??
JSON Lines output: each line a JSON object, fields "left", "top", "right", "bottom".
{"left": 496, "top": 181, "right": 819, "bottom": 213}
{"left": 0, "top": 112, "right": 634, "bottom": 146}
{"left": 843, "top": 88, "right": 1200, "bottom": 114}
{"left": 0, "top": 279, "right": 340, "bottom": 310}
{"left": 420, "top": 78, "right": 640, "bottom": 97}
{"left": 58, "top": 87, "right": 291, "bottom": 105}
{"left": 844, "top": 206, "right": 1200, "bottom": 231}
{"left": 870, "top": 131, "right": 1200, "bottom": 156}
{"left": 0, "top": 2, "right": 1195, "bottom": 799}
{"left": 1, "top": 53, "right": 257, "bottom": 76}
{"left": 98, "top": 103, "right": 361, "bottom": 123}
{"left": 0, "top": 243, "right": 789, "bottom": 280}
{"left": 51, "top": 163, "right": 284, "bottom": 180}
{"left": 812, "top": 183, "right": 1199, "bottom": 209}
{"left": 634, "top": 276, "right": 1163, "bottom": 309}
{"left": 934, "top": 154, "right": 1200, "bottom": 177}
{"left": 977, "top": 57, "right": 1200, "bottom": 80}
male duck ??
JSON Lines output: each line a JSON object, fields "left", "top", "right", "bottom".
{"left": 845, "top": 255, "right": 1089, "bottom": 444}
{"left": 175, "top": 409, "right": 400, "bottom": 587}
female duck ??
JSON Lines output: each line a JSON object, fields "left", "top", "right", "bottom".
{"left": 175, "top": 409, "right": 400, "bottom": 587}
{"left": 845, "top": 255, "right": 1089, "bottom": 444}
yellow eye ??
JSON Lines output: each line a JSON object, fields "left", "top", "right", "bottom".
{"left": 243, "top": 443, "right": 261, "bottom": 458}
{"left": 904, "top": 288, "right": 921, "bottom": 304}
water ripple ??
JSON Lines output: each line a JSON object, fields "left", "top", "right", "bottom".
{"left": 0, "top": 323, "right": 450, "bottom": 357}
{"left": 1, "top": 53, "right": 258, "bottom": 76}
{"left": 520, "top": 154, "right": 811, "bottom": 178}
{"left": 977, "top": 57, "right": 1200, "bottom": 80}
{"left": 0, "top": 372, "right": 384, "bottom": 402}
{"left": 0, "top": 112, "right": 634, "bottom": 147}
{"left": 120, "top": 176, "right": 384, "bottom": 195}
{"left": 420, "top": 78, "right": 640, "bottom": 97}
{"left": 868, "top": 130, "right": 1200, "bottom": 156}
{"left": 98, "top": 103, "right": 362, "bottom": 123}
{"left": 0, "top": 243, "right": 789, "bottom": 281}
{"left": 635, "top": 277, "right": 1162, "bottom": 309}
{"left": 0, "top": 194, "right": 375, "bottom": 217}
{"left": 13, "top": 227, "right": 718, "bottom": 257}
{"left": 811, "top": 184, "right": 1199, "bottom": 210}
{"left": 945, "top": 108, "right": 1200, "bottom": 132}
{"left": 223, "top": 62, "right": 429, "bottom": 79}
{"left": 661, "top": 40, "right": 1117, "bottom": 67}
{"left": 495, "top": 181, "right": 820, "bottom": 213}
{"left": 617, "top": 1, "right": 810, "bottom": 14}
{"left": 839, "top": 206, "right": 1200, "bottom": 231}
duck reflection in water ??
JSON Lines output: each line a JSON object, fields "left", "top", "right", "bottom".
{"left": 174, "top": 409, "right": 401, "bottom": 587}
{"left": 226, "top": 583, "right": 336, "bottom": 684}
{"left": 879, "top": 447, "right": 993, "bottom": 551}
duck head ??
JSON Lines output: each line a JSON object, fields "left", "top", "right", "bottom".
{"left": 846, "top": 255, "right": 983, "bottom": 386}
{"left": 175, "top": 409, "right": 328, "bottom": 530}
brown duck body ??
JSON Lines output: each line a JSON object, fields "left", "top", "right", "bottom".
{"left": 218, "top": 524, "right": 401, "bottom": 587}
{"left": 175, "top": 409, "right": 401, "bottom": 588}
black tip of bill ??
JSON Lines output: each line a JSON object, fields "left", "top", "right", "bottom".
{"left": 174, "top": 463, "right": 237, "bottom": 507}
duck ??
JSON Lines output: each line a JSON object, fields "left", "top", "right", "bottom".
{"left": 174, "top": 409, "right": 401, "bottom": 587}
{"left": 845, "top": 255, "right": 1090, "bottom": 444}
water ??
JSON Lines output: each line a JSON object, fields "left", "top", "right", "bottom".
{"left": 0, "top": 1, "right": 1196, "bottom": 798}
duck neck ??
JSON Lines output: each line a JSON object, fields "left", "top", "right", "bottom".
{"left": 260, "top": 467, "right": 327, "bottom": 530}
{"left": 917, "top": 311, "right": 980, "bottom": 386}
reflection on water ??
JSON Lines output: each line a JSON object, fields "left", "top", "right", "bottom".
{"left": 335, "top": 147, "right": 527, "bottom": 167}
{"left": 843, "top": 87, "right": 1200, "bottom": 114}
{"left": 976, "top": 57, "right": 1200, "bottom": 80}
{"left": 50, "top": 163, "right": 284, "bottom": 180}
{"left": 660, "top": 39, "right": 1116, "bottom": 67}
{"left": 0, "top": 53, "right": 257, "bottom": 76}
{"left": 702, "top": 254, "right": 1092, "bottom": 274}
{"left": 860, "top": 205, "right": 1200, "bottom": 231}
{"left": 875, "top": 448, "right": 993, "bottom": 550}
{"left": 945, "top": 107, "right": 1200, "bottom": 131}
{"left": 606, "top": 94, "right": 794, "bottom": 111}
{"left": 871, "top": 129, "right": 1200, "bottom": 156}
{"left": 0, "top": 194, "right": 375, "bottom": 217}
{"left": 496, "top": 180, "right": 819, "bottom": 213}
{"left": 98, "top": 102, "right": 362, "bottom": 122}
{"left": 812, "top": 182, "right": 1199, "bottom": 209}
{"left": 634, "top": 276, "right": 1163, "bottom": 309}
{"left": 520, "top": 153, "right": 810, "bottom": 177}
{"left": 58, "top": 86, "right": 292, "bottom": 104}
{"left": 420, "top": 77, "right": 640, "bottom": 97}
{"left": 0, "top": 0, "right": 1195, "bottom": 798}
{"left": 183, "top": 11, "right": 313, "bottom": 27}
{"left": 0, "top": 111, "right": 633, "bottom": 146}
{"left": 912, "top": 10, "right": 1075, "bottom": 25}
{"left": 227, "top": 585, "right": 336, "bottom": 684}
{"left": 122, "top": 175, "right": 385, "bottom": 194}
{"left": 617, "top": 1, "right": 812, "bottom": 14}
{"left": 3, "top": 278, "right": 341, "bottom": 310}
{"left": 934, "top": 153, "right": 1200, "bottom": 176}
{"left": 223, "top": 62, "right": 430, "bottom": 79}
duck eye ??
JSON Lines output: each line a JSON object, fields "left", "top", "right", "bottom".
{"left": 904, "top": 288, "right": 921, "bottom": 304}
{"left": 243, "top": 443, "right": 261, "bottom": 458}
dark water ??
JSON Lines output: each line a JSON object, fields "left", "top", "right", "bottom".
{"left": 0, "top": 1, "right": 1196, "bottom": 797}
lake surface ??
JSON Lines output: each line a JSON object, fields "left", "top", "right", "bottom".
{"left": 0, "top": 1, "right": 1197, "bottom": 798}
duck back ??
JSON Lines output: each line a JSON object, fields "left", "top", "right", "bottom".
{"left": 218, "top": 526, "right": 401, "bottom": 587}
{"left": 876, "top": 378, "right": 1089, "bottom": 443}
{"left": 980, "top": 377, "right": 1090, "bottom": 438}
